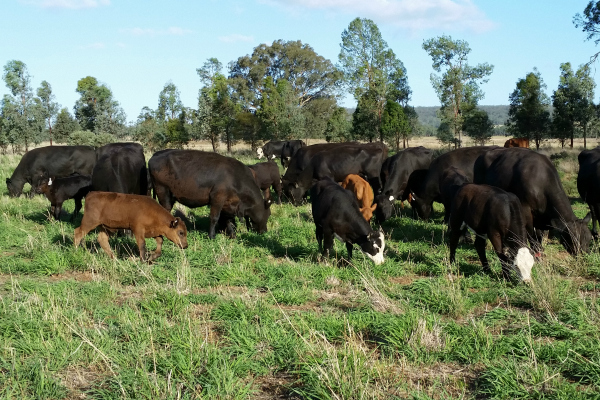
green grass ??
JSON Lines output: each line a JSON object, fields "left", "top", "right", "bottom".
{"left": 0, "top": 150, "right": 599, "bottom": 399}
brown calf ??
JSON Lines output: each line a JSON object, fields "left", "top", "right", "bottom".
{"left": 504, "top": 138, "right": 529, "bottom": 148}
{"left": 341, "top": 174, "right": 376, "bottom": 221}
{"left": 74, "top": 192, "right": 188, "bottom": 261}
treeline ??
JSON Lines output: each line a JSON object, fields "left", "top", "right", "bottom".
{"left": 3, "top": 5, "right": 600, "bottom": 154}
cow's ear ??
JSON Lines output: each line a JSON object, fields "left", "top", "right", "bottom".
{"left": 48, "top": 178, "right": 53, "bottom": 186}
{"left": 370, "top": 203, "right": 377, "bottom": 212}
{"left": 264, "top": 199, "right": 272, "bottom": 209}
{"left": 582, "top": 212, "right": 592, "bottom": 225}
{"left": 170, "top": 219, "right": 179, "bottom": 228}
{"left": 294, "top": 182, "right": 299, "bottom": 188}
{"left": 410, "top": 191, "right": 417, "bottom": 201}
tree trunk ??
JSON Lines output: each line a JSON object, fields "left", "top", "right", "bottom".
{"left": 570, "top": 132, "right": 574, "bottom": 148}
{"left": 584, "top": 124, "right": 587, "bottom": 149}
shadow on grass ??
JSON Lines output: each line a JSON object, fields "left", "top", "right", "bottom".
{"left": 24, "top": 211, "right": 82, "bottom": 227}
{"left": 240, "top": 232, "right": 312, "bottom": 260}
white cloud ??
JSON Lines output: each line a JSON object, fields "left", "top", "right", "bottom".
{"left": 218, "top": 34, "right": 254, "bottom": 43}
{"left": 21, "top": 0, "right": 110, "bottom": 10}
{"left": 260, "top": 0, "right": 495, "bottom": 33}
{"left": 121, "top": 27, "right": 193, "bottom": 37}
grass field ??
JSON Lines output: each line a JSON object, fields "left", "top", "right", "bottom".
{"left": 0, "top": 147, "right": 599, "bottom": 399}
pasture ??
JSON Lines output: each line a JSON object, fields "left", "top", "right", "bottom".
{"left": 0, "top": 147, "right": 599, "bottom": 399}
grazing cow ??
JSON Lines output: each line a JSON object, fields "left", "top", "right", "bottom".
{"left": 439, "top": 167, "right": 471, "bottom": 223}
{"left": 92, "top": 143, "right": 148, "bottom": 195}
{"left": 248, "top": 161, "right": 283, "bottom": 205}
{"left": 578, "top": 147, "right": 600, "bottom": 237}
{"left": 406, "top": 146, "right": 498, "bottom": 220}
{"left": 374, "top": 146, "right": 434, "bottom": 223}
{"left": 280, "top": 140, "right": 305, "bottom": 168}
{"left": 34, "top": 174, "right": 92, "bottom": 221}
{"left": 448, "top": 183, "right": 535, "bottom": 282}
{"left": 74, "top": 192, "right": 188, "bottom": 262}
{"left": 6, "top": 146, "right": 96, "bottom": 197}
{"left": 283, "top": 142, "right": 387, "bottom": 205}
{"left": 341, "top": 174, "right": 376, "bottom": 221}
{"left": 149, "top": 150, "right": 271, "bottom": 239}
{"left": 257, "top": 140, "right": 286, "bottom": 161}
{"left": 474, "top": 147, "right": 592, "bottom": 255}
{"left": 504, "top": 138, "right": 529, "bottom": 148}
{"left": 311, "top": 178, "right": 385, "bottom": 265}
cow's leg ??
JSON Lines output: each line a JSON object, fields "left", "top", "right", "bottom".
{"left": 72, "top": 196, "right": 83, "bottom": 221}
{"left": 148, "top": 236, "right": 163, "bottom": 262}
{"left": 97, "top": 227, "right": 116, "bottom": 259}
{"left": 345, "top": 242, "right": 353, "bottom": 260}
{"left": 449, "top": 228, "right": 462, "bottom": 264}
{"left": 474, "top": 236, "right": 490, "bottom": 272}
{"left": 263, "top": 188, "right": 272, "bottom": 203}
{"left": 154, "top": 184, "right": 175, "bottom": 211}
{"left": 134, "top": 230, "right": 147, "bottom": 261}
{"left": 315, "top": 225, "right": 324, "bottom": 253}
{"left": 522, "top": 205, "right": 541, "bottom": 253}
{"left": 273, "top": 182, "right": 282, "bottom": 205}
{"left": 590, "top": 202, "right": 599, "bottom": 238}
{"left": 489, "top": 233, "right": 511, "bottom": 279}
{"left": 53, "top": 202, "right": 63, "bottom": 221}
{"left": 322, "top": 228, "right": 334, "bottom": 258}
{"left": 208, "top": 203, "right": 223, "bottom": 239}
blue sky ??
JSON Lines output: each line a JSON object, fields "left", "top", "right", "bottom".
{"left": 1, "top": 0, "right": 598, "bottom": 122}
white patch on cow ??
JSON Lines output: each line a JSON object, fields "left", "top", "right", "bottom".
{"left": 389, "top": 195, "right": 394, "bottom": 201}
{"left": 513, "top": 247, "right": 534, "bottom": 283}
{"left": 271, "top": 154, "right": 276, "bottom": 159}
{"left": 48, "top": 178, "right": 53, "bottom": 186}
{"left": 334, "top": 233, "right": 344, "bottom": 243}
{"left": 460, "top": 222, "right": 487, "bottom": 240}
{"left": 365, "top": 232, "right": 385, "bottom": 265}
{"left": 257, "top": 148, "right": 264, "bottom": 159}
{"left": 286, "top": 156, "right": 291, "bottom": 160}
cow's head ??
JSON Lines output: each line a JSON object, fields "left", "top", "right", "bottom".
{"left": 248, "top": 199, "right": 272, "bottom": 234}
{"left": 409, "top": 191, "right": 432, "bottom": 220}
{"left": 374, "top": 193, "right": 394, "bottom": 224}
{"left": 359, "top": 227, "right": 385, "bottom": 265}
{"left": 257, "top": 148, "right": 264, "bottom": 159}
{"left": 165, "top": 217, "right": 188, "bottom": 249}
{"left": 551, "top": 213, "right": 593, "bottom": 255}
{"left": 510, "top": 247, "right": 535, "bottom": 283}
{"left": 5, "top": 177, "right": 20, "bottom": 197}
{"left": 33, "top": 176, "right": 53, "bottom": 195}
{"left": 360, "top": 203, "right": 377, "bottom": 222}
{"left": 282, "top": 179, "right": 306, "bottom": 206}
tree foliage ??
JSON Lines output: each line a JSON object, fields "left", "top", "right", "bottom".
{"left": 422, "top": 35, "right": 493, "bottom": 148}
{"left": 53, "top": 107, "right": 79, "bottom": 144}
{"left": 74, "top": 76, "right": 126, "bottom": 137}
{"left": 381, "top": 100, "right": 411, "bottom": 150}
{"left": 325, "top": 106, "right": 352, "bottom": 142}
{"left": 156, "top": 81, "right": 183, "bottom": 121}
{"left": 463, "top": 108, "right": 494, "bottom": 146}
{"left": 35, "top": 80, "right": 60, "bottom": 145}
{"left": 507, "top": 69, "right": 551, "bottom": 150}
{"left": 574, "top": 1, "right": 600, "bottom": 62}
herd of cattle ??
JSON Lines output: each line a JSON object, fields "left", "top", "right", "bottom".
{"left": 4, "top": 138, "right": 600, "bottom": 283}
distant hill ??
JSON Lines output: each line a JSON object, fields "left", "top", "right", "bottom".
{"left": 414, "top": 105, "right": 510, "bottom": 128}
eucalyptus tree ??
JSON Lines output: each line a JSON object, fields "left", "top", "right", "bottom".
{"left": 156, "top": 81, "right": 184, "bottom": 121}
{"left": 35, "top": 80, "right": 60, "bottom": 145}
{"left": 53, "top": 107, "right": 79, "bottom": 144}
{"left": 574, "top": 1, "right": 600, "bottom": 62}
{"left": 463, "top": 108, "right": 494, "bottom": 146}
{"left": 422, "top": 35, "right": 493, "bottom": 148}
{"left": 381, "top": 100, "right": 412, "bottom": 150}
{"left": 339, "top": 18, "right": 411, "bottom": 141}
{"left": 506, "top": 69, "right": 551, "bottom": 150}
{"left": 74, "top": 76, "right": 126, "bottom": 136}
{"left": 325, "top": 106, "right": 352, "bottom": 142}
{"left": 2, "top": 60, "right": 44, "bottom": 152}
{"left": 552, "top": 62, "right": 596, "bottom": 148}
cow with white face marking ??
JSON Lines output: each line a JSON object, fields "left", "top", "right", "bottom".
{"left": 448, "top": 183, "right": 535, "bottom": 282}
{"left": 311, "top": 177, "right": 385, "bottom": 265}
{"left": 257, "top": 141, "right": 286, "bottom": 162}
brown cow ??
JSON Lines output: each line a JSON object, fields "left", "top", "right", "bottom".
{"left": 504, "top": 138, "right": 529, "bottom": 148}
{"left": 341, "top": 174, "right": 376, "bottom": 221}
{"left": 74, "top": 192, "right": 188, "bottom": 261}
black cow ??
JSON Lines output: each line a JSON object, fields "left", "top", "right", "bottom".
{"left": 257, "top": 140, "right": 286, "bottom": 161}
{"left": 578, "top": 147, "right": 600, "bottom": 238}
{"left": 474, "top": 147, "right": 592, "bottom": 255}
{"left": 406, "top": 146, "right": 498, "bottom": 220}
{"left": 6, "top": 146, "right": 96, "bottom": 197}
{"left": 280, "top": 140, "right": 305, "bottom": 168}
{"left": 149, "top": 150, "right": 271, "bottom": 239}
{"left": 448, "top": 183, "right": 534, "bottom": 282}
{"left": 248, "top": 161, "right": 283, "bottom": 205}
{"left": 283, "top": 142, "right": 387, "bottom": 205}
{"left": 92, "top": 143, "right": 148, "bottom": 195}
{"left": 374, "top": 146, "right": 434, "bottom": 223}
{"left": 311, "top": 178, "right": 385, "bottom": 265}
{"left": 34, "top": 174, "right": 92, "bottom": 221}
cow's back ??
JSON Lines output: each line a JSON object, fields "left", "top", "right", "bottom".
{"left": 92, "top": 143, "right": 147, "bottom": 195}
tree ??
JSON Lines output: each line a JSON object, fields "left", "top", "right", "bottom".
{"left": 234, "top": 111, "right": 261, "bottom": 151}
{"left": 53, "top": 107, "right": 80, "bottom": 143}
{"left": 381, "top": 100, "right": 411, "bottom": 150}
{"left": 156, "top": 81, "right": 183, "bottom": 121}
{"left": 35, "top": 80, "right": 60, "bottom": 145}
{"left": 352, "top": 90, "right": 379, "bottom": 142}
{"left": 2, "top": 60, "right": 44, "bottom": 152}
{"left": 325, "top": 106, "right": 352, "bottom": 142}
{"left": 506, "top": 69, "right": 551, "bottom": 150}
{"left": 574, "top": 1, "right": 600, "bottom": 62}
{"left": 256, "top": 77, "right": 305, "bottom": 141}
{"left": 552, "top": 62, "right": 596, "bottom": 148}
{"left": 339, "top": 18, "right": 411, "bottom": 140}
{"left": 74, "top": 76, "right": 126, "bottom": 136}
{"left": 422, "top": 35, "right": 493, "bottom": 148}
{"left": 463, "top": 108, "right": 494, "bottom": 146}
